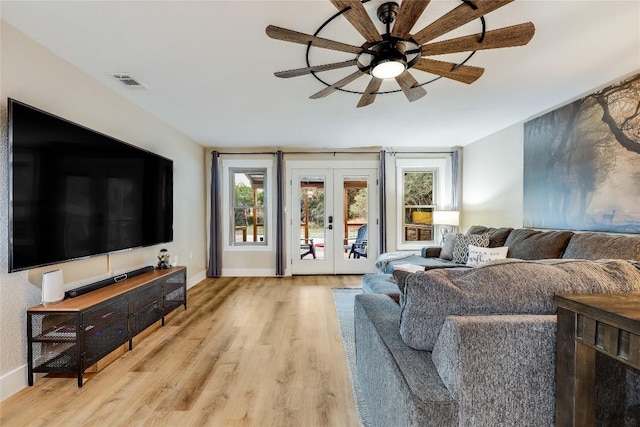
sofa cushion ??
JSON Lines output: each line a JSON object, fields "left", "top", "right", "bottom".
{"left": 503, "top": 228, "right": 573, "bottom": 259}
{"left": 563, "top": 232, "right": 640, "bottom": 261}
{"left": 399, "top": 259, "right": 640, "bottom": 351}
{"left": 466, "top": 226, "right": 514, "bottom": 248}
{"left": 451, "top": 233, "right": 490, "bottom": 264}
{"left": 393, "top": 269, "right": 414, "bottom": 296}
{"left": 465, "top": 245, "right": 509, "bottom": 267}
{"left": 362, "top": 273, "right": 399, "bottom": 296}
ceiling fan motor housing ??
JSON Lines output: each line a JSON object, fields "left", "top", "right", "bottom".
{"left": 377, "top": 2, "right": 400, "bottom": 25}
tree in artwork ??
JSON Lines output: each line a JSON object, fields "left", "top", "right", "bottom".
{"left": 524, "top": 73, "right": 640, "bottom": 233}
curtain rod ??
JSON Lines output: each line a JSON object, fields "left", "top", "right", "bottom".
{"left": 214, "top": 151, "right": 380, "bottom": 155}
{"left": 387, "top": 151, "right": 453, "bottom": 155}
{"left": 212, "top": 150, "right": 453, "bottom": 156}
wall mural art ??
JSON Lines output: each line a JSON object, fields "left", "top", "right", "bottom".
{"left": 524, "top": 72, "right": 640, "bottom": 233}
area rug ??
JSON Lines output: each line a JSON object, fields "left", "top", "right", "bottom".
{"left": 333, "top": 288, "right": 372, "bottom": 427}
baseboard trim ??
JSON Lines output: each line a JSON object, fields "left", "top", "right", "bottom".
{"left": 222, "top": 268, "right": 276, "bottom": 277}
{"left": 187, "top": 269, "right": 207, "bottom": 289}
{"left": 1, "top": 364, "right": 30, "bottom": 402}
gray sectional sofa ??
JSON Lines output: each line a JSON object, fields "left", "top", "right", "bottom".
{"left": 364, "top": 226, "right": 640, "bottom": 297}
{"left": 356, "top": 227, "right": 640, "bottom": 426}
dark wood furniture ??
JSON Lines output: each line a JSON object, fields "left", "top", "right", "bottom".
{"left": 27, "top": 267, "right": 187, "bottom": 388}
{"left": 553, "top": 293, "right": 640, "bottom": 427}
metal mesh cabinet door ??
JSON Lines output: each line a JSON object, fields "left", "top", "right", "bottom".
{"left": 162, "top": 269, "right": 187, "bottom": 315}
{"left": 82, "top": 296, "right": 129, "bottom": 368}
{"left": 131, "top": 282, "right": 162, "bottom": 335}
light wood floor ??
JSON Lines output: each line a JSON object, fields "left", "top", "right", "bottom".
{"left": 1, "top": 275, "right": 363, "bottom": 427}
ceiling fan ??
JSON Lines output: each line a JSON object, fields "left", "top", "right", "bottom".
{"left": 266, "top": 0, "right": 535, "bottom": 108}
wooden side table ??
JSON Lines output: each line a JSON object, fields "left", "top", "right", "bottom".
{"left": 553, "top": 293, "right": 640, "bottom": 427}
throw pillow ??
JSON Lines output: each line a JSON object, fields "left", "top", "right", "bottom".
{"left": 451, "top": 233, "right": 490, "bottom": 264}
{"left": 439, "top": 232, "right": 457, "bottom": 260}
{"left": 466, "top": 245, "right": 509, "bottom": 267}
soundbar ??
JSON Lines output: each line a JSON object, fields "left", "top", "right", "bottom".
{"left": 65, "top": 266, "right": 155, "bottom": 299}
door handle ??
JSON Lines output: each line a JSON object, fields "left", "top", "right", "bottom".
{"left": 327, "top": 224, "right": 333, "bottom": 230}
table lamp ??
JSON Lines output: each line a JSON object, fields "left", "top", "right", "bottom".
{"left": 433, "top": 210, "right": 460, "bottom": 244}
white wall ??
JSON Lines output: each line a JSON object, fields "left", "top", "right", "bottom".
{"left": 461, "top": 124, "right": 524, "bottom": 231}
{"left": 0, "top": 21, "right": 207, "bottom": 399}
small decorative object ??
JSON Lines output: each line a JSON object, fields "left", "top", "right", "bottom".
{"left": 157, "top": 248, "right": 171, "bottom": 269}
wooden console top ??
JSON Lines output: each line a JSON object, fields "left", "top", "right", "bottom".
{"left": 29, "top": 267, "right": 186, "bottom": 312}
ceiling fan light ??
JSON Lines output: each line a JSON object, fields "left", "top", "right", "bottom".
{"left": 371, "top": 60, "right": 406, "bottom": 79}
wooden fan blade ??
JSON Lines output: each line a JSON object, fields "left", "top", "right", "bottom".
{"left": 420, "top": 22, "right": 535, "bottom": 56}
{"left": 413, "top": 0, "right": 513, "bottom": 45}
{"left": 310, "top": 70, "right": 366, "bottom": 99}
{"left": 330, "top": 0, "right": 382, "bottom": 42}
{"left": 275, "top": 60, "right": 358, "bottom": 78}
{"left": 357, "top": 77, "right": 383, "bottom": 108}
{"left": 412, "top": 58, "right": 484, "bottom": 84}
{"left": 391, "top": 0, "right": 431, "bottom": 39}
{"left": 395, "top": 71, "right": 427, "bottom": 102}
{"left": 266, "top": 25, "right": 362, "bottom": 54}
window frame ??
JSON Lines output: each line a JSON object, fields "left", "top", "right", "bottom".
{"left": 395, "top": 157, "right": 450, "bottom": 250}
{"left": 402, "top": 169, "right": 436, "bottom": 244}
{"left": 222, "top": 159, "right": 274, "bottom": 252}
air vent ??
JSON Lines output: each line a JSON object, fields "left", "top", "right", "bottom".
{"left": 108, "top": 73, "right": 147, "bottom": 89}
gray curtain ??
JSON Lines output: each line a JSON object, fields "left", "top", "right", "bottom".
{"left": 451, "top": 149, "right": 460, "bottom": 210}
{"left": 378, "top": 150, "right": 387, "bottom": 254}
{"left": 451, "top": 149, "right": 460, "bottom": 233}
{"left": 207, "top": 151, "right": 222, "bottom": 277}
{"left": 276, "top": 151, "right": 285, "bottom": 276}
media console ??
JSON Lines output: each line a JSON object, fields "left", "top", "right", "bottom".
{"left": 27, "top": 267, "right": 186, "bottom": 387}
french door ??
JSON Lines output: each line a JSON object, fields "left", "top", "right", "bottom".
{"left": 289, "top": 162, "right": 378, "bottom": 275}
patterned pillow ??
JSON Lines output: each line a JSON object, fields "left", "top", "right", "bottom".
{"left": 452, "top": 233, "right": 490, "bottom": 264}
{"left": 466, "top": 245, "right": 509, "bottom": 267}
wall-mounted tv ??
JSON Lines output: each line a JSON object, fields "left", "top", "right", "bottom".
{"left": 8, "top": 99, "right": 173, "bottom": 272}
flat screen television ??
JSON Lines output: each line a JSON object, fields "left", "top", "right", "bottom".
{"left": 8, "top": 99, "right": 173, "bottom": 272}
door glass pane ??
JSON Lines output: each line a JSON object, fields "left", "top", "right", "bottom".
{"left": 403, "top": 171, "right": 434, "bottom": 243}
{"left": 343, "top": 177, "right": 368, "bottom": 260}
{"left": 300, "top": 177, "right": 325, "bottom": 260}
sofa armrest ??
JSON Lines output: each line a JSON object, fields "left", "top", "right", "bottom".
{"left": 431, "top": 315, "right": 557, "bottom": 427}
{"left": 421, "top": 246, "right": 442, "bottom": 258}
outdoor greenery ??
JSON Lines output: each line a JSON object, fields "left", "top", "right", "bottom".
{"left": 234, "top": 182, "right": 264, "bottom": 227}
{"left": 403, "top": 172, "right": 434, "bottom": 208}
{"left": 300, "top": 187, "right": 368, "bottom": 229}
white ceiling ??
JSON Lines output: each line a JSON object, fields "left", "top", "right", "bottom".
{"left": 2, "top": 1, "right": 639, "bottom": 149}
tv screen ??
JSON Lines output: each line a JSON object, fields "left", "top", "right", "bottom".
{"left": 8, "top": 99, "right": 173, "bottom": 272}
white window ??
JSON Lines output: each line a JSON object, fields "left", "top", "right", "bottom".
{"left": 402, "top": 170, "right": 436, "bottom": 243}
{"left": 230, "top": 168, "right": 266, "bottom": 246}
{"left": 396, "top": 157, "right": 451, "bottom": 250}
{"left": 222, "top": 159, "right": 274, "bottom": 251}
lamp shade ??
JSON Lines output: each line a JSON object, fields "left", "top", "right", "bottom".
{"left": 432, "top": 210, "right": 460, "bottom": 226}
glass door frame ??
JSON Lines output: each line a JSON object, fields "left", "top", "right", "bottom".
{"left": 286, "top": 160, "right": 379, "bottom": 276}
